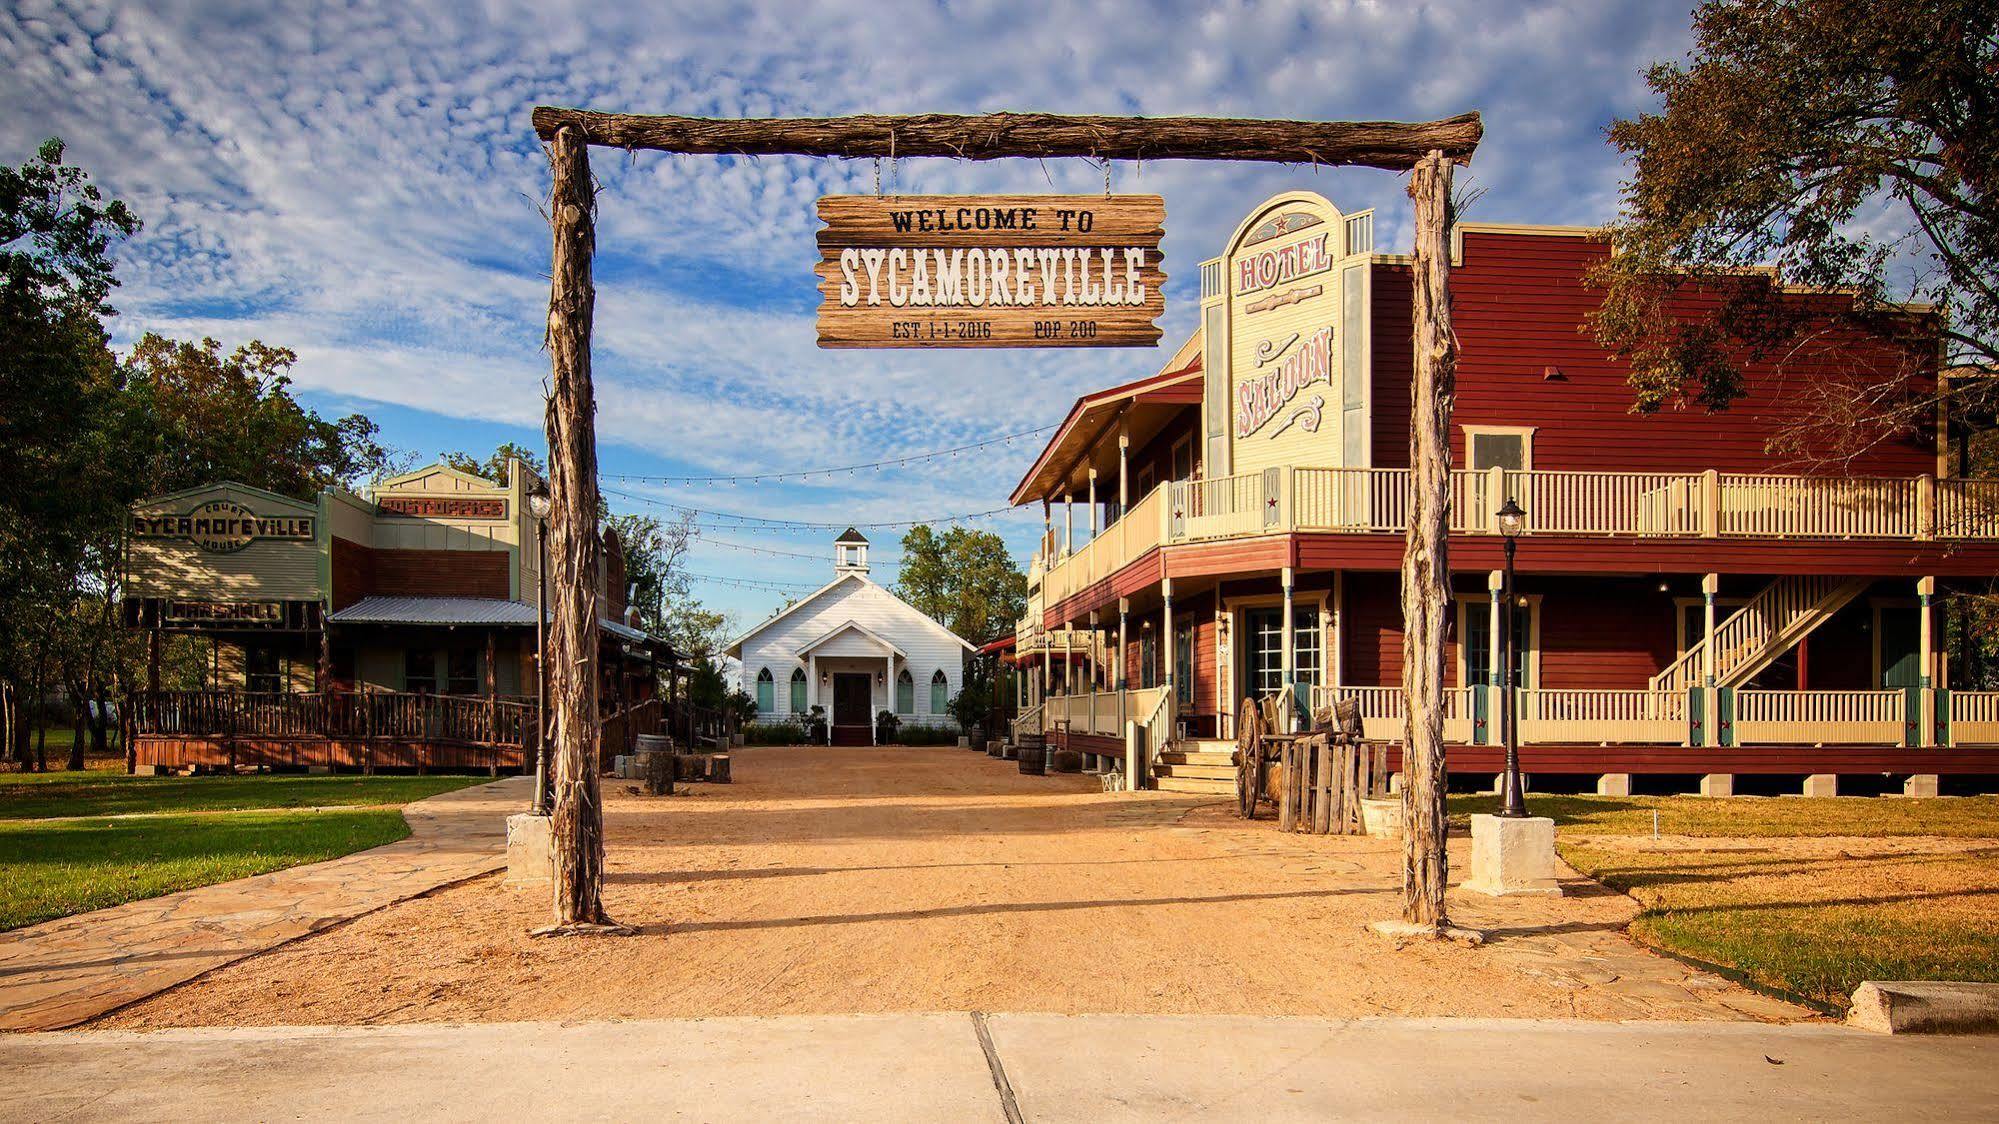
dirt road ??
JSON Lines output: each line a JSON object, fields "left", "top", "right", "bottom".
{"left": 102, "top": 747, "right": 1801, "bottom": 1027}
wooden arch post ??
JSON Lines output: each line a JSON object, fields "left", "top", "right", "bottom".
{"left": 532, "top": 107, "right": 1480, "bottom": 937}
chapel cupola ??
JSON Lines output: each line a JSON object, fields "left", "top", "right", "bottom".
{"left": 833, "top": 527, "right": 870, "bottom": 575}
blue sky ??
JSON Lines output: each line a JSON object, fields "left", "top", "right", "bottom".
{"left": 1, "top": 0, "right": 1693, "bottom": 630}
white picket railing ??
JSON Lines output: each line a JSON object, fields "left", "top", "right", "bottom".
{"left": 1316, "top": 684, "right": 1474, "bottom": 744}
{"left": 1010, "top": 702, "right": 1044, "bottom": 742}
{"left": 1948, "top": 690, "right": 1999, "bottom": 745}
{"left": 1516, "top": 688, "right": 1687, "bottom": 744}
{"left": 1030, "top": 465, "right": 1990, "bottom": 626}
{"left": 1649, "top": 574, "right": 1859, "bottom": 694}
{"left": 1733, "top": 689, "right": 1906, "bottom": 744}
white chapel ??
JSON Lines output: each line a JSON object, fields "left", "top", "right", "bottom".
{"left": 726, "top": 529, "right": 974, "bottom": 744}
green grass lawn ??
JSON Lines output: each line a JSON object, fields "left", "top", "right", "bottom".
{"left": 0, "top": 808, "right": 414, "bottom": 931}
{"left": 1449, "top": 793, "right": 1999, "bottom": 1010}
{"left": 0, "top": 772, "right": 491, "bottom": 932}
{"left": 0, "top": 773, "right": 485, "bottom": 819}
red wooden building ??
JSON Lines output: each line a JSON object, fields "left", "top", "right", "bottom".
{"left": 1008, "top": 191, "right": 1999, "bottom": 798}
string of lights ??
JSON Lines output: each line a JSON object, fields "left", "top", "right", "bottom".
{"left": 603, "top": 423, "right": 1057, "bottom": 485}
{"left": 604, "top": 486, "right": 1023, "bottom": 531}
{"left": 694, "top": 535, "right": 905, "bottom": 567}
{"left": 681, "top": 571, "right": 822, "bottom": 593}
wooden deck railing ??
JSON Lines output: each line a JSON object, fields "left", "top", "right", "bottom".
{"left": 129, "top": 689, "right": 557, "bottom": 749}
{"left": 1030, "top": 466, "right": 1999, "bottom": 611}
{"left": 1315, "top": 684, "right": 1475, "bottom": 744}
{"left": 1732, "top": 689, "right": 1906, "bottom": 745}
{"left": 1517, "top": 688, "right": 1686, "bottom": 744}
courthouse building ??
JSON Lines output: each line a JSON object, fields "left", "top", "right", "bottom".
{"left": 123, "top": 459, "right": 671, "bottom": 770}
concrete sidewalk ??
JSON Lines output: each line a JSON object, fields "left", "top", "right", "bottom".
{"left": 4, "top": 1012, "right": 1994, "bottom": 1122}
{"left": 0, "top": 777, "right": 530, "bottom": 1031}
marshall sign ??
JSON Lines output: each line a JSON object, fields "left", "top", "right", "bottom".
{"left": 131, "top": 500, "right": 315, "bottom": 554}
{"left": 815, "top": 194, "right": 1166, "bottom": 348}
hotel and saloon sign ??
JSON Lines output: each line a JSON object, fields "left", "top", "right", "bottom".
{"left": 1203, "top": 191, "right": 1373, "bottom": 481}
{"left": 815, "top": 194, "right": 1167, "bottom": 348}
{"left": 131, "top": 500, "right": 315, "bottom": 554}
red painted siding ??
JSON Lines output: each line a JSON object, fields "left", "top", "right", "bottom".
{"left": 1371, "top": 232, "right": 1937, "bottom": 477}
{"left": 329, "top": 535, "right": 509, "bottom": 608}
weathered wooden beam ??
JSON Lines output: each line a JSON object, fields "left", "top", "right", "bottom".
{"left": 1399, "top": 150, "right": 1459, "bottom": 932}
{"left": 531, "top": 108, "right": 1481, "bottom": 169}
{"left": 538, "top": 125, "right": 628, "bottom": 937}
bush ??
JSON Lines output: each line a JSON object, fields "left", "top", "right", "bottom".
{"left": 804, "top": 705, "right": 828, "bottom": 744}
{"left": 893, "top": 724, "right": 960, "bottom": 746}
{"left": 875, "top": 709, "right": 901, "bottom": 744}
{"left": 742, "top": 722, "right": 808, "bottom": 745}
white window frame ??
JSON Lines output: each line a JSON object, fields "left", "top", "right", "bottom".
{"left": 1453, "top": 593, "right": 1541, "bottom": 690}
{"left": 1462, "top": 424, "right": 1537, "bottom": 473}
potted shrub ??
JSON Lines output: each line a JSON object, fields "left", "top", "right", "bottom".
{"left": 805, "top": 704, "right": 829, "bottom": 745}
{"left": 874, "top": 708, "right": 901, "bottom": 746}
{"left": 947, "top": 684, "right": 989, "bottom": 749}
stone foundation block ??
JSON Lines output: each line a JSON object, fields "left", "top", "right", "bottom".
{"left": 1848, "top": 980, "right": 1999, "bottom": 1034}
{"left": 1596, "top": 773, "right": 1632, "bottom": 797}
{"left": 307, "top": 765, "right": 333, "bottom": 775}
{"left": 1699, "top": 773, "right": 1734, "bottom": 798}
{"left": 1904, "top": 773, "right": 1940, "bottom": 798}
{"left": 505, "top": 812, "right": 552, "bottom": 887}
{"left": 1462, "top": 814, "right": 1562, "bottom": 897}
{"left": 1803, "top": 773, "right": 1838, "bottom": 798}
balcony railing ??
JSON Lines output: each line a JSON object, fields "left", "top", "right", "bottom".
{"left": 1031, "top": 466, "right": 1999, "bottom": 610}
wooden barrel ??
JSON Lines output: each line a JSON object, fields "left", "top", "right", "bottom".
{"left": 1017, "top": 742, "right": 1047, "bottom": 775}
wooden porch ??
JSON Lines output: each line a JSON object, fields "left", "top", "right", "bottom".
{"left": 125, "top": 690, "right": 673, "bottom": 773}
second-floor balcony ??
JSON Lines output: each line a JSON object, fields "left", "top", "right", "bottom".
{"left": 1031, "top": 466, "right": 1999, "bottom": 610}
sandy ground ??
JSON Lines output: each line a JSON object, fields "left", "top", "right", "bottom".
{"left": 101, "top": 747, "right": 1802, "bottom": 1027}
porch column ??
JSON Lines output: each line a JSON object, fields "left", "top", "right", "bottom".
{"left": 1118, "top": 425, "right": 1130, "bottom": 512}
{"left": 1161, "top": 578, "right": 1176, "bottom": 731}
{"left": 1063, "top": 621, "right": 1074, "bottom": 697}
{"left": 1488, "top": 569, "right": 1504, "bottom": 747}
{"left": 1042, "top": 498, "right": 1052, "bottom": 558}
{"left": 1117, "top": 597, "right": 1130, "bottom": 691}
{"left": 1088, "top": 467, "right": 1099, "bottom": 539}
{"left": 1920, "top": 576, "right": 1937, "bottom": 746}
{"left": 1280, "top": 566, "right": 1296, "bottom": 728}
{"left": 1331, "top": 571, "right": 1344, "bottom": 687}
{"left": 807, "top": 654, "right": 819, "bottom": 739}
{"left": 1089, "top": 609, "right": 1101, "bottom": 745}
{"left": 1065, "top": 493, "right": 1074, "bottom": 555}
{"left": 882, "top": 653, "right": 893, "bottom": 744}
{"left": 1701, "top": 572, "right": 1720, "bottom": 749}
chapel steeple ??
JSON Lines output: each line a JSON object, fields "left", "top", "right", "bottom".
{"left": 833, "top": 527, "right": 870, "bottom": 575}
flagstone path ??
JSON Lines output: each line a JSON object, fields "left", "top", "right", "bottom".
{"left": 0, "top": 776, "right": 529, "bottom": 1031}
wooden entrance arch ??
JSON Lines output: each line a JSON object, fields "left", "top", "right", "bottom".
{"left": 529, "top": 107, "right": 1480, "bottom": 935}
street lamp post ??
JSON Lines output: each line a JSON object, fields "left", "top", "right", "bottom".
{"left": 1496, "top": 496, "right": 1528, "bottom": 818}
{"left": 527, "top": 484, "right": 553, "bottom": 815}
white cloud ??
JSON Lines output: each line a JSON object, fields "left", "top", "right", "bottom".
{"left": 1, "top": 0, "right": 1692, "bottom": 613}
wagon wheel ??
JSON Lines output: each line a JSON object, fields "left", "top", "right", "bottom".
{"left": 1235, "top": 696, "right": 1266, "bottom": 819}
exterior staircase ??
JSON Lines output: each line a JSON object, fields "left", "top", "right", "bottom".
{"left": 1649, "top": 575, "right": 1869, "bottom": 693}
{"left": 1151, "top": 738, "right": 1237, "bottom": 795}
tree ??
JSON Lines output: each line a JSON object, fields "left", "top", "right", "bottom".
{"left": 443, "top": 442, "right": 544, "bottom": 486}
{"left": 0, "top": 139, "right": 138, "bottom": 770}
{"left": 893, "top": 525, "right": 1027, "bottom": 647}
{"left": 122, "top": 334, "right": 403, "bottom": 498}
{"left": 1591, "top": 0, "right": 1998, "bottom": 467}
{"left": 603, "top": 510, "right": 724, "bottom": 656}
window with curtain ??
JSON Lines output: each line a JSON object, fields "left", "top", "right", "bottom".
{"left": 405, "top": 650, "right": 436, "bottom": 694}
{"left": 789, "top": 667, "right": 807, "bottom": 713}
{"left": 930, "top": 669, "right": 948, "bottom": 713}
{"left": 245, "top": 646, "right": 283, "bottom": 694}
{"left": 895, "top": 669, "right": 914, "bottom": 713}
{"left": 447, "top": 648, "right": 479, "bottom": 696}
{"left": 755, "top": 667, "right": 774, "bottom": 714}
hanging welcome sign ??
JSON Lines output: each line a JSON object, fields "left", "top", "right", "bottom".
{"left": 815, "top": 194, "right": 1166, "bottom": 348}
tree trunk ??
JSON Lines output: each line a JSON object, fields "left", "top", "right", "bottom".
{"left": 539, "top": 125, "right": 625, "bottom": 935}
{"left": 1399, "top": 150, "right": 1458, "bottom": 931}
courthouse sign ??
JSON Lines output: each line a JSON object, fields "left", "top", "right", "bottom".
{"left": 815, "top": 194, "right": 1166, "bottom": 348}
{"left": 131, "top": 500, "right": 315, "bottom": 554}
